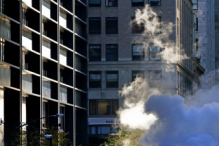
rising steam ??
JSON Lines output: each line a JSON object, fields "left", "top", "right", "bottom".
{"left": 117, "top": 4, "right": 219, "bottom": 146}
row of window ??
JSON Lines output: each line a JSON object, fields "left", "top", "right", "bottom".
{"left": 89, "top": 16, "right": 161, "bottom": 35}
{"left": 89, "top": 44, "right": 162, "bottom": 61}
{"left": 90, "top": 71, "right": 118, "bottom": 88}
{"left": 89, "top": 70, "right": 162, "bottom": 88}
{"left": 89, "top": 0, "right": 161, "bottom": 7}
{"left": 89, "top": 99, "right": 118, "bottom": 115}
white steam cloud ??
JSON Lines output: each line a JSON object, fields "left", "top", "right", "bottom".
{"left": 117, "top": 4, "right": 219, "bottom": 146}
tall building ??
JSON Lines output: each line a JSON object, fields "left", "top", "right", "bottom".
{"left": 0, "top": 0, "right": 88, "bottom": 145}
{"left": 87, "top": 0, "right": 204, "bottom": 144}
{"left": 193, "top": 0, "right": 216, "bottom": 85}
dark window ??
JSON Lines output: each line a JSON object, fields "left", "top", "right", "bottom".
{"left": 89, "top": 100, "right": 96, "bottom": 115}
{"left": 89, "top": 17, "right": 101, "bottom": 34}
{"left": 132, "top": 0, "right": 144, "bottom": 6}
{"left": 106, "top": 0, "right": 117, "bottom": 7}
{"left": 132, "top": 44, "right": 144, "bottom": 61}
{"left": 195, "top": 18, "right": 198, "bottom": 31}
{"left": 106, "top": 44, "right": 118, "bottom": 61}
{"left": 148, "top": 0, "right": 161, "bottom": 6}
{"left": 89, "top": 0, "right": 101, "bottom": 7}
{"left": 89, "top": 44, "right": 101, "bottom": 61}
{"left": 89, "top": 71, "right": 101, "bottom": 88}
{"left": 89, "top": 99, "right": 118, "bottom": 115}
{"left": 106, "top": 17, "right": 118, "bottom": 34}
{"left": 132, "top": 70, "right": 144, "bottom": 81}
{"left": 192, "top": 0, "right": 198, "bottom": 9}
{"left": 106, "top": 71, "right": 118, "bottom": 88}
{"left": 132, "top": 17, "right": 144, "bottom": 34}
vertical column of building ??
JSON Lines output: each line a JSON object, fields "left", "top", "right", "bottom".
{"left": 73, "top": 0, "right": 88, "bottom": 145}
{"left": 0, "top": 0, "right": 22, "bottom": 144}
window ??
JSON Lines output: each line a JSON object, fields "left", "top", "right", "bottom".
{"left": 89, "top": 0, "right": 101, "bottom": 7}
{"left": 22, "top": 74, "right": 32, "bottom": 93}
{"left": 106, "top": 0, "right": 117, "bottom": 7}
{"left": 89, "top": 17, "right": 101, "bottom": 34}
{"left": 106, "top": 44, "right": 118, "bottom": 61}
{"left": 132, "top": 17, "right": 144, "bottom": 34}
{"left": 149, "top": 46, "right": 161, "bottom": 61}
{"left": 60, "top": 86, "right": 67, "bottom": 103}
{"left": 106, "top": 17, "right": 118, "bottom": 34}
{"left": 0, "top": 39, "right": 5, "bottom": 61}
{"left": 106, "top": 71, "right": 118, "bottom": 88}
{"left": 149, "top": 70, "right": 161, "bottom": 80}
{"left": 89, "top": 45, "right": 101, "bottom": 61}
{"left": 60, "top": 106, "right": 65, "bottom": 130}
{"left": 132, "top": 71, "right": 144, "bottom": 81}
{"left": 43, "top": 81, "right": 51, "bottom": 98}
{"left": 132, "top": 44, "right": 144, "bottom": 61}
{"left": 192, "top": 0, "right": 198, "bottom": 9}
{"left": 89, "top": 71, "right": 101, "bottom": 88}
{"left": 195, "top": 18, "right": 198, "bottom": 31}
{"left": 89, "top": 99, "right": 118, "bottom": 115}
{"left": 42, "top": 101, "right": 48, "bottom": 127}
{"left": 148, "top": 0, "right": 161, "bottom": 6}
{"left": 132, "top": 0, "right": 144, "bottom": 6}
{"left": 149, "top": 70, "right": 161, "bottom": 87}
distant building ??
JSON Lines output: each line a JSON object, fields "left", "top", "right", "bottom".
{"left": 0, "top": 0, "right": 88, "bottom": 145}
{"left": 87, "top": 0, "right": 204, "bottom": 145}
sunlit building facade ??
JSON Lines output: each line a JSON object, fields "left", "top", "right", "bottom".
{"left": 0, "top": 0, "right": 88, "bottom": 145}
{"left": 87, "top": 0, "right": 204, "bottom": 145}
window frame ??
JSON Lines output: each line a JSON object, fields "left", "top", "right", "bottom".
{"left": 89, "top": 99, "right": 119, "bottom": 116}
{"left": 105, "top": 0, "right": 118, "bottom": 7}
{"left": 89, "top": 44, "right": 101, "bottom": 61}
{"left": 89, "top": 17, "right": 101, "bottom": 35}
{"left": 105, "top": 17, "right": 118, "bottom": 34}
{"left": 89, "top": 0, "right": 101, "bottom": 7}
{"left": 192, "top": 0, "right": 198, "bottom": 10}
{"left": 106, "top": 44, "right": 118, "bottom": 61}
{"left": 106, "top": 71, "right": 118, "bottom": 88}
{"left": 148, "top": 0, "right": 161, "bottom": 6}
{"left": 132, "top": 44, "right": 145, "bottom": 61}
{"left": 132, "top": 70, "right": 144, "bottom": 81}
{"left": 89, "top": 71, "right": 101, "bottom": 88}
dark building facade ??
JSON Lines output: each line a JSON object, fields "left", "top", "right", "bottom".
{"left": 0, "top": 0, "right": 88, "bottom": 145}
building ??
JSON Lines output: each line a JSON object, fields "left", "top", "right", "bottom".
{"left": 0, "top": 0, "right": 88, "bottom": 145}
{"left": 193, "top": 0, "right": 216, "bottom": 85}
{"left": 87, "top": 0, "right": 204, "bottom": 145}
{"left": 215, "top": 0, "right": 219, "bottom": 83}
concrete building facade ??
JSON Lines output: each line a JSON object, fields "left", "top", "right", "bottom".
{"left": 87, "top": 0, "right": 204, "bottom": 145}
{"left": 0, "top": 0, "right": 88, "bottom": 145}
{"left": 193, "top": 0, "right": 216, "bottom": 85}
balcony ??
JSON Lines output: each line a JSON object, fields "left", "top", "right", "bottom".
{"left": 22, "top": 0, "right": 32, "bottom": 7}
{"left": 22, "top": 30, "right": 32, "bottom": 50}
{"left": 42, "top": 0, "right": 51, "bottom": 19}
